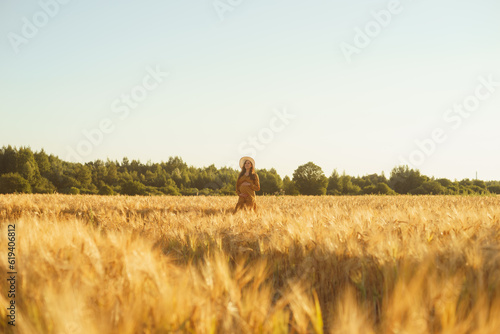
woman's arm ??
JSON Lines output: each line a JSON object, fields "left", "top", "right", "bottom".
{"left": 235, "top": 177, "right": 241, "bottom": 195}
{"left": 252, "top": 174, "right": 260, "bottom": 191}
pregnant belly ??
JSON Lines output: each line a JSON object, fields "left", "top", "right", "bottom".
{"left": 240, "top": 185, "right": 253, "bottom": 193}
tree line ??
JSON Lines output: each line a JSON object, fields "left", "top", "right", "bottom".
{"left": 0, "top": 146, "right": 499, "bottom": 196}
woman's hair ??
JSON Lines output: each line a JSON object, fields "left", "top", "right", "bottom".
{"left": 238, "top": 160, "right": 256, "bottom": 180}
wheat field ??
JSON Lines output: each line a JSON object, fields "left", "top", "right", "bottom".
{"left": 1, "top": 194, "right": 500, "bottom": 334}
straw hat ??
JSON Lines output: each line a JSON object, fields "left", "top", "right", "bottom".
{"left": 239, "top": 156, "right": 255, "bottom": 169}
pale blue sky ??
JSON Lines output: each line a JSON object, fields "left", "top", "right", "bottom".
{"left": 1, "top": 0, "right": 499, "bottom": 180}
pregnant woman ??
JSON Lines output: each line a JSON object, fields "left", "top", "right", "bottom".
{"left": 234, "top": 156, "right": 260, "bottom": 213}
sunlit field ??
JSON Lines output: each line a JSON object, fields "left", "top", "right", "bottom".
{"left": 1, "top": 194, "right": 500, "bottom": 333}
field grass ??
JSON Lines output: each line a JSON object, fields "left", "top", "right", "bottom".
{"left": 1, "top": 194, "right": 500, "bottom": 333}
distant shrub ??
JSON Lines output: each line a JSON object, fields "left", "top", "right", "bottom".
{"left": 362, "top": 183, "right": 395, "bottom": 195}
{"left": 33, "top": 177, "right": 56, "bottom": 194}
{"left": 219, "top": 188, "right": 236, "bottom": 196}
{"left": 67, "top": 187, "right": 80, "bottom": 195}
{"left": 375, "top": 183, "right": 396, "bottom": 195}
{"left": 180, "top": 188, "right": 199, "bottom": 196}
{"left": 411, "top": 181, "right": 447, "bottom": 195}
{"left": 121, "top": 181, "right": 147, "bottom": 196}
{"left": 488, "top": 185, "right": 500, "bottom": 194}
{"left": 198, "top": 188, "right": 212, "bottom": 196}
{"left": 436, "top": 178, "right": 453, "bottom": 188}
{"left": 326, "top": 189, "right": 341, "bottom": 195}
{"left": 98, "top": 185, "right": 114, "bottom": 195}
{"left": 0, "top": 173, "right": 31, "bottom": 194}
{"left": 159, "top": 185, "right": 181, "bottom": 196}
{"left": 362, "top": 185, "right": 377, "bottom": 195}
{"left": 469, "top": 185, "right": 489, "bottom": 195}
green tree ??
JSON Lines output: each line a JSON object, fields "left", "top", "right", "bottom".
{"left": 339, "top": 173, "right": 361, "bottom": 195}
{"left": 193, "top": 170, "right": 210, "bottom": 190}
{"left": 87, "top": 160, "right": 105, "bottom": 187}
{"left": 327, "top": 169, "right": 342, "bottom": 195}
{"left": 67, "top": 187, "right": 80, "bottom": 195}
{"left": 488, "top": 184, "right": 500, "bottom": 194}
{"left": 0, "top": 145, "right": 18, "bottom": 174}
{"left": 159, "top": 179, "right": 180, "bottom": 195}
{"left": 469, "top": 185, "right": 489, "bottom": 195}
{"left": 375, "top": 182, "right": 395, "bottom": 195}
{"left": 411, "top": 181, "right": 447, "bottom": 195}
{"left": 34, "top": 149, "right": 51, "bottom": 178}
{"left": 105, "top": 161, "right": 119, "bottom": 185}
{"left": 436, "top": 178, "right": 453, "bottom": 188}
{"left": 366, "top": 173, "right": 388, "bottom": 185}
{"left": 257, "top": 168, "right": 283, "bottom": 194}
{"left": 171, "top": 167, "right": 190, "bottom": 188}
{"left": 163, "top": 156, "right": 187, "bottom": 174}
{"left": 151, "top": 165, "right": 168, "bottom": 187}
{"left": 459, "top": 179, "right": 473, "bottom": 187}
{"left": 351, "top": 176, "right": 370, "bottom": 189}
{"left": 292, "top": 162, "right": 328, "bottom": 195}
{"left": 120, "top": 157, "right": 130, "bottom": 172}
{"left": 180, "top": 188, "right": 199, "bottom": 196}
{"left": 363, "top": 185, "right": 377, "bottom": 194}
{"left": 473, "top": 180, "right": 488, "bottom": 191}
{"left": 32, "top": 177, "right": 56, "bottom": 194}
{"left": 76, "top": 164, "right": 92, "bottom": 189}
{"left": 389, "top": 165, "right": 427, "bottom": 194}
{"left": 98, "top": 185, "right": 114, "bottom": 195}
{"left": 0, "top": 173, "right": 32, "bottom": 194}
{"left": 16, "top": 147, "right": 40, "bottom": 185}
{"left": 45, "top": 155, "right": 68, "bottom": 191}
{"left": 121, "top": 180, "right": 147, "bottom": 196}
{"left": 283, "top": 176, "right": 299, "bottom": 195}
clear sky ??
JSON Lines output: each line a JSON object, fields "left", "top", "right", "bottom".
{"left": 1, "top": 0, "right": 499, "bottom": 180}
